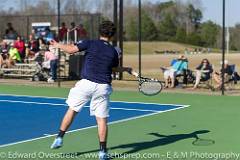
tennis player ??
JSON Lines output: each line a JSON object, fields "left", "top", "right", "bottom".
{"left": 50, "top": 20, "right": 133, "bottom": 160}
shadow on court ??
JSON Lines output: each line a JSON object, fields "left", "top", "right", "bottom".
{"left": 64, "top": 130, "right": 213, "bottom": 159}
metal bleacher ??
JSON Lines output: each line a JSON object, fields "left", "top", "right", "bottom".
{"left": 0, "top": 51, "right": 69, "bottom": 81}
{"left": 0, "top": 62, "right": 40, "bottom": 79}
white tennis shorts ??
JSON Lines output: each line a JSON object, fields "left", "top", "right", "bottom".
{"left": 66, "top": 79, "right": 112, "bottom": 118}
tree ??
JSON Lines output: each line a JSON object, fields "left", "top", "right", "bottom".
{"left": 125, "top": 11, "right": 158, "bottom": 41}
{"left": 24, "top": 1, "right": 54, "bottom": 15}
{"left": 62, "top": 0, "right": 79, "bottom": 14}
{"left": 126, "top": 18, "right": 138, "bottom": 40}
{"left": 175, "top": 27, "right": 186, "bottom": 43}
{"left": 158, "top": 13, "right": 177, "bottom": 41}
{"left": 141, "top": 11, "right": 158, "bottom": 41}
{"left": 186, "top": 32, "right": 202, "bottom": 46}
{"left": 186, "top": 4, "right": 202, "bottom": 31}
{"left": 230, "top": 24, "right": 240, "bottom": 50}
{"left": 200, "top": 21, "right": 220, "bottom": 47}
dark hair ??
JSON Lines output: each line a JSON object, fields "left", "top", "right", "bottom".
{"left": 99, "top": 20, "right": 116, "bottom": 38}
{"left": 201, "top": 58, "right": 210, "bottom": 66}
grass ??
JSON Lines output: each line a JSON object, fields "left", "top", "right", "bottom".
{"left": 0, "top": 84, "right": 240, "bottom": 159}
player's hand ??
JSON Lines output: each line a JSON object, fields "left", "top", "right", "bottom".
{"left": 126, "top": 67, "right": 132, "bottom": 74}
{"left": 129, "top": 70, "right": 139, "bottom": 77}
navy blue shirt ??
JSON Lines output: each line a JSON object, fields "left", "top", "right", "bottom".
{"left": 76, "top": 40, "right": 119, "bottom": 84}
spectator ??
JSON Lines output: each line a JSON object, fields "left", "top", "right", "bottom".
{"left": 59, "top": 22, "right": 68, "bottom": 42}
{"left": 14, "top": 36, "right": 26, "bottom": 62}
{"left": 77, "top": 24, "right": 88, "bottom": 40}
{"left": 44, "top": 46, "right": 58, "bottom": 83}
{"left": 5, "top": 23, "right": 18, "bottom": 40}
{"left": 163, "top": 55, "right": 188, "bottom": 88}
{"left": 26, "top": 34, "right": 40, "bottom": 59}
{"left": 8, "top": 43, "right": 21, "bottom": 67}
{"left": 192, "top": 59, "right": 213, "bottom": 89}
{"left": 213, "top": 60, "right": 233, "bottom": 89}
{"left": 0, "top": 41, "right": 10, "bottom": 68}
{"left": 38, "top": 37, "right": 47, "bottom": 51}
{"left": 69, "top": 22, "right": 77, "bottom": 42}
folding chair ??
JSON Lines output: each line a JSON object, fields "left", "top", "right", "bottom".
{"left": 225, "top": 64, "right": 239, "bottom": 89}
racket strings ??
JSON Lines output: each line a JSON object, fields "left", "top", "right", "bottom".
{"left": 140, "top": 81, "right": 162, "bottom": 95}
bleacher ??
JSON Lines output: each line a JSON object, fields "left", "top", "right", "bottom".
{"left": 0, "top": 63, "right": 39, "bottom": 78}
{"left": 0, "top": 51, "right": 69, "bottom": 81}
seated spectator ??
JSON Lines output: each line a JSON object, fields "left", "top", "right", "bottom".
{"left": 14, "top": 36, "right": 26, "bottom": 62}
{"left": 38, "top": 37, "right": 47, "bottom": 51}
{"left": 44, "top": 46, "right": 58, "bottom": 83}
{"left": 192, "top": 59, "right": 213, "bottom": 89}
{"left": 5, "top": 22, "right": 18, "bottom": 40}
{"left": 59, "top": 22, "right": 68, "bottom": 42}
{"left": 0, "top": 41, "right": 10, "bottom": 68}
{"left": 163, "top": 55, "right": 188, "bottom": 88}
{"left": 8, "top": 43, "right": 21, "bottom": 67}
{"left": 26, "top": 34, "right": 40, "bottom": 59}
{"left": 213, "top": 60, "right": 233, "bottom": 89}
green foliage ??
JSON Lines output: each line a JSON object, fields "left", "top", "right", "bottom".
{"left": 157, "top": 1, "right": 175, "bottom": 11}
{"left": 158, "top": 14, "right": 177, "bottom": 41}
{"left": 126, "top": 11, "right": 158, "bottom": 41}
{"left": 141, "top": 12, "right": 158, "bottom": 41}
{"left": 187, "top": 4, "right": 203, "bottom": 29}
{"left": 200, "top": 21, "right": 220, "bottom": 47}
{"left": 126, "top": 18, "right": 138, "bottom": 41}
{"left": 175, "top": 27, "right": 186, "bottom": 43}
{"left": 122, "top": 1, "right": 238, "bottom": 51}
{"left": 186, "top": 32, "right": 202, "bottom": 46}
{"left": 229, "top": 24, "right": 240, "bottom": 51}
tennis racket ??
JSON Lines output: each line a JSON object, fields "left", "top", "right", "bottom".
{"left": 131, "top": 71, "right": 163, "bottom": 96}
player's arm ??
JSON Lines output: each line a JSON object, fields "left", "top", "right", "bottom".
{"left": 50, "top": 40, "right": 79, "bottom": 54}
{"left": 112, "top": 67, "right": 138, "bottom": 77}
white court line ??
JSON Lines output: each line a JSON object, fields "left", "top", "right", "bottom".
{"left": 0, "top": 105, "right": 189, "bottom": 148}
{"left": 0, "top": 93, "right": 189, "bottom": 107}
{"left": 0, "top": 99, "right": 163, "bottom": 113}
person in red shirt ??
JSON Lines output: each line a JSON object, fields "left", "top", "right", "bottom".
{"left": 14, "top": 36, "right": 25, "bottom": 61}
{"left": 26, "top": 34, "right": 40, "bottom": 59}
{"left": 77, "top": 24, "right": 88, "bottom": 40}
{"left": 59, "top": 22, "right": 68, "bottom": 42}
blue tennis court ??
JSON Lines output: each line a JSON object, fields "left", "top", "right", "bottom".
{"left": 0, "top": 94, "right": 188, "bottom": 147}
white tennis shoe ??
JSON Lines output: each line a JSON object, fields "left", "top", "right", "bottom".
{"left": 99, "top": 151, "right": 108, "bottom": 160}
{"left": 50, "top": 137, "right": 63, "bottom": 149}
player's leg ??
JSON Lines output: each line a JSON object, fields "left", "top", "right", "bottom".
{"left": 59, "top": 108, "right": 77, "bottom": 134}
{"left": 90, "top": 84, "right": 112, "bottom": 160}
{"left": 51, "top": 80, "right": 93, "bottom": 149}
{"left": 50, "top": 108, "right": 77, "bottom": 149}
{"left": 96, "top": 117, "right": 108, "bottom": 153}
